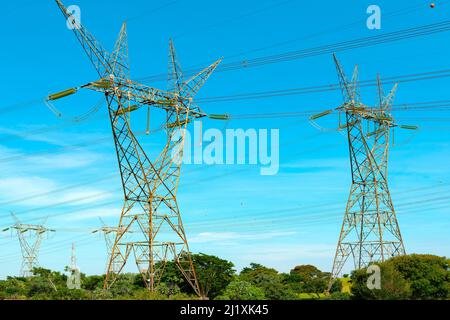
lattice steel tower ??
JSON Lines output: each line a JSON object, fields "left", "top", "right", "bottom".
{"left": 310, "top": 55, "right": 417, "bottom": 289}
{"left": 92, "top": 218, "right": 130, "bottom": 274}
{"left": 3, "top": 214, "right": 55, "bottom": 277}
{"left": 52, "top": 0, "right": 223, "bottom": 296}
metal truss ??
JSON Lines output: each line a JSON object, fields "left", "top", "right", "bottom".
{"left": 54, "top": 0, "right": 222, "bottom": 296}
{"left": 310, "top": 55, "right": 416, "bottom": 291}
{"left": 3, "top": 214, "right": 55, "bottom": 277}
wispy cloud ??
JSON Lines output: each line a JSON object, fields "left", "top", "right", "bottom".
{"left": 30, "top": 152, "right": 100, "bottom": 170}
{"left": 0, "top": 144, "right": 114, "bottom": 210}
{"left": 0, "top": 145, "right": 103, "bottom": 171}
{"left": 0, "top": 125, "right": 105, "bottom": 147}
{"left": 0, "top": 176, "right": 113, "bottom": 207}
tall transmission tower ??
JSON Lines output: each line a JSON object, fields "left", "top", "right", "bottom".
{"left": 310, "top": 54, "right": 418, "bottom": 289}
{"left": 3, "top": 214, "right": 55, "bottom": 277}
{"left": 51, "top": 0, "right": 226, "bottom": 296}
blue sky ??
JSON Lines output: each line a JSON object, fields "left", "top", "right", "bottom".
{"left": 0, "top": 0, "right": 449, "bottom": 278}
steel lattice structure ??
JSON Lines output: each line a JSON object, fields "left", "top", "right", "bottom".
{"left": 311, "top": 55, "right": 417, "bottom": 290}
{"left": 92, "top": 218, "right": 130, "bottom": 274}
{"left": 3, "top": 214, "right": 55, "bottom": 277}
{"left": 53, "top": 0, "right": 222, "bottom": 296}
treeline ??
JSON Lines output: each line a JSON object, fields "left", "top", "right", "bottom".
{"left": 0, "top": 253, "right": 448, "bottom": 300}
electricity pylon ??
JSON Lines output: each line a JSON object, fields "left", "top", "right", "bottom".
{"left": 310, "top": 55, "right": 417, "bottom": 290}
{"left": 52, "top": 0, "right": 225, "bottom": 296}
{"left": 3, "top": 214, "right": 55, "bottom": 277}
{"left": 67, "top": 243, "right": 81, "bottom": 290}
{"left": 70, "top": 243, "right": 77, "bottom": 270}
{"left": 92, "top": 218, "right": 130, "bottom": 274}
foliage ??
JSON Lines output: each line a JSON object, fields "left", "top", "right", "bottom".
{"left": 351, "top": 264, "right": 411, "bottom": 300}
{"left": 0, "top": 254, "right": 448, "bottom": 300}
{"left": 325, "top": 292, "right": 352, "bottom": 300}
{"left": 159, "top": 253, "right": 235, "bottom": 299}
{"left": 351, "top": 254, "right": 450, "bottom": 300}
{"left": 82, "top": 275, "right": 105, "bottom": 291}
{"left": 239, "top": 263, "right": 298, "bottom": 300}
{"left": 283, "top": 265, "right": 342, "bottom": 297}
{"left": 389, "top": 254, "right": 450, "bottom": 299}
{"left": 216, "top": 280, "right": 266, "bottom": 300}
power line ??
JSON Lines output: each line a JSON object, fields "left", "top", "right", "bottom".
{"left": 0, "top": 120, "right": 319, "bottom": 216}
{"left": 229, "top": 101, "right": 450, "bottom": 120}
{"left": 0, "top": 101, "right": 447, "bottom": 225}
{"left": 197, "top": 69, "right": 450, "bottom": 104}
{"left": 138, "top": 20, "right": 450, "bottom": 83}
{"left": 2, "top": 140, "right": 447, "bottom": 231}
{"left": 1, "top": 189, "right": 447, "bottom": 264}
{"left": 221, "top": 1, "right": 444, "bottom": 61}
{"left": 182, "top": 189, "right": 450, "bottom": 230}
{"left": 0, "top": 134, "right": 331, "bottom": 225}
{"left": 2, "top": 67, "right": 450, "bottom": 125}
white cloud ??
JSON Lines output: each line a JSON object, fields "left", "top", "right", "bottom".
{"left": 30, "top": 152, "right": 100, "bottom": 169}
{"left": 0, "top": 125, "right": 106, "bottom": 147}
{"left": 0, "top": 144, "right": 102, "bottom": 171}
{"left": 0, "top": 176, "right": 113, "bottom": 207}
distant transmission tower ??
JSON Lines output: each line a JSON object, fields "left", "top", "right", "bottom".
{"left": 70, "top": 243, "right": 77, "bottom": 271}
{"left": 3, "top": 214, "right": 55, "bottom": 277}
{"left": 310, "top": 54, "right": 418, "bottom": 289}
{"left": 51, "top": 0, "right": 226, "bottom": 296}
{"left": 67, "top": 243, "right": 81, "bottom": 290}
{"left": 92, "top": 218, "right": 129, "bottom": 274}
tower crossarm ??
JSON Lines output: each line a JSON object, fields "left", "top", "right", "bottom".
{"left": 82, "top": 78, "right": 207, "bottom": 119}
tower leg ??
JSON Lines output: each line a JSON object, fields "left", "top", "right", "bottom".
{"left": 104, "top": 202, "right": 135, "bottom": 289}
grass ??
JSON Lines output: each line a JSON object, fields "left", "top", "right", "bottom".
{"left": 298, "top": 293, "right": 327, "bottom": 300}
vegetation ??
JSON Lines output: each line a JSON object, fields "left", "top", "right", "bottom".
{"left": 350, "top": 254, "right": 450, "bottom": 300}
{"left": 0, "top": 253, "right": 448, "bottom": 300}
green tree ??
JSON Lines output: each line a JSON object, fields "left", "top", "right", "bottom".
{"left": 112, "top": 274, "right": 141, "bottom": 297}
{"left": 159, "top": 253, "right": 235, "bottom": 299}
{"left": 82, "top": 275, "right": 105, "bottom": 291}
{"left": 194, "top": 253, "right": 235, "bottom": 299}
{"left": 351, "top": 254, "right": 450, "bottom": 300}
{"left": 240, "top": 263, "right": 297, "bottom": 300}
{"left": 291, "top": 265, "right": 323, "bottom": 278}
{"left": 351, "top": 263, "right": 411, "bottom": 300}
{"left": 0, "top": 277, "right": 28, "bottom": 300}
{"left": 389, "top": 254, "right": 450, "bottom": 299}
{"left": 216, "top": 280, "right": 266, "bottom": 300}
{"left": 284, "top": 265, "right": 341, "bottom": 296}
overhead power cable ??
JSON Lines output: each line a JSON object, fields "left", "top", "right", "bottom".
{"left": 197, "top": 69, "right": 450, "bottom": 104}
{"left": 138, "top": 20, "right": 450, "bottom": 83}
